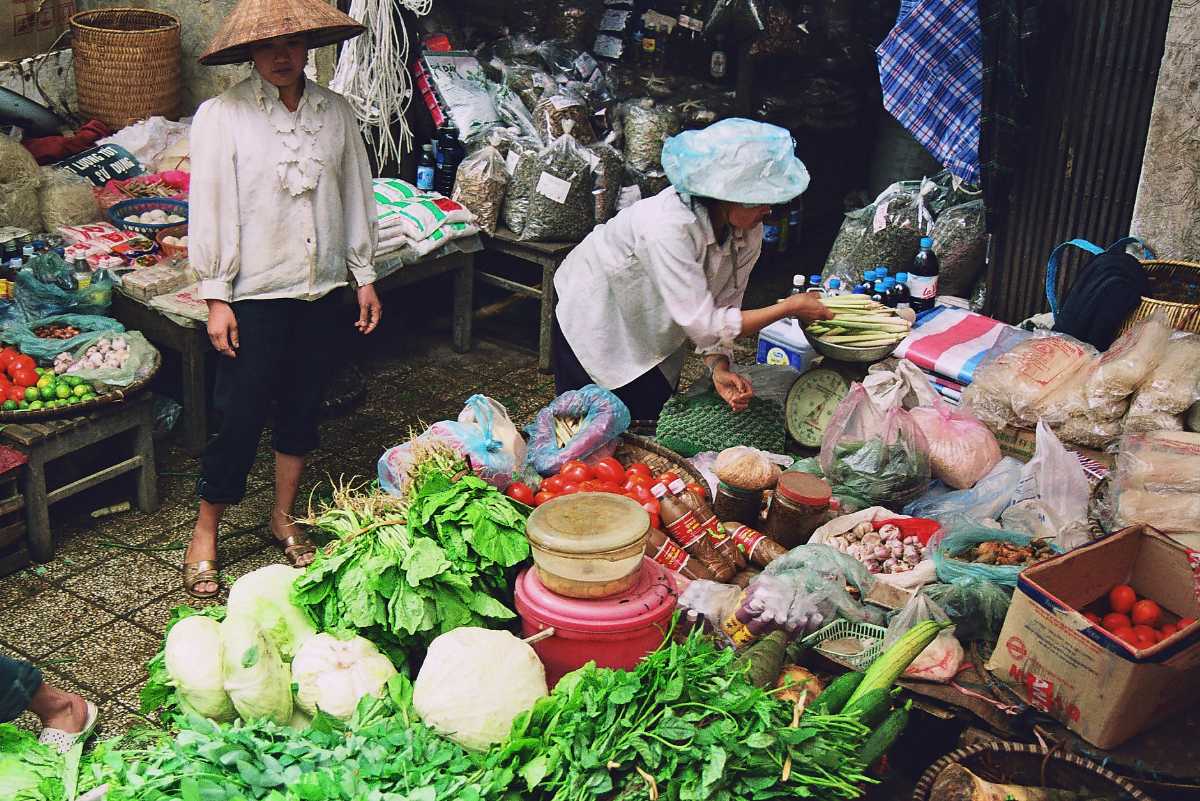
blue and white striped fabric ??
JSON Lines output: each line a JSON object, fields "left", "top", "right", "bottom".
{"left": 877, "top": 0, "right": 982, "bottom": 185}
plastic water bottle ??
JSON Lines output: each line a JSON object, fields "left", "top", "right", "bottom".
{"left": 790, "top": 274, "right": 806, "bottom": 295}
{"left": 826, "top": 277, "right": 843, "bottom": 296}
{"left": 883, "top": 277, "right": 898, "bottom": 307}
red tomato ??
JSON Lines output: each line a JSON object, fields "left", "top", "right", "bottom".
{"left": 541, "top": 475, "right": 566, "bottom": 494}
{"left": 1133, "top": 624, "right": 1160, "bottom": 642}
{"left": 0, "top": 348, "right": 16, "bottom": 370}
{"left": 1101, "top": 612, "right": 1131, "bottom": 632}
{"left": 1131, "top": 599, "right": 1161, "bottom": 627}
{"left": 6, "top": 385, "right": 22, "bottom": 403}
{"left": 657, "top": 471, "right": 680, "bottom": 486}
{"left": 9, "top": 355, "right": 33, "bottom": 375}
{"left": 561, "top": 461, "right": 594, "bottom": 483}
{"left": 1082, "top": 611, "right": 1101, "bottom": 625}
{"left": 533, "top": 491, "right": 554, "bottom": 506}
{"left": 560, "top": 482, "right": 581, "bottom": 495}
{"left": 629, "top": 484, "right": 653, "bottom": 504}
{"left": 685, "top": 482, "right": 707, "bottom": 500}
{"left": 598, "top": 481, "right": 624, "bottom": 494}
{"left": 506, "top": 482, "right": 534, "bottom": 505}
{"left": 1159, "top": 623, "right": 1179, "bottom": 638}
{"left": 1108, "top": 584, "right": 1137, "bottom": 614}
{"left": 1132, "top": 632, "right": 1158, "bottom": 651}
{"left": 1179, "top": 617, "right": 1197, "bottom": 630}
{"left": 625, "top": 463, "right": 653, "bottom": 480}
{"left": 10, "top": 368, "right": 36, "bottom": 388}
{"left": 625, "top": 473, "right": 653, "bottom": 489}
{"left": 1111, "top": 626, "right": 1136, "bottom": 644}
{"left": 593, "top": 457, "right": 626, "bottom": 484}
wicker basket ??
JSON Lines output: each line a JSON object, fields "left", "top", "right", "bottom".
{"left": 613, "top": 433, "right": 706, "bottom": 487}
{"left": 912, "top": 742, "right": 1152, "bottom": 801}
{"left": 155, "top": 223, "right": 188, "bottom": 260}
{"left": 1119, "top": 259, "right": 1200, "bottom": 335}
{"left": 70, "top": 8, "right": 181, "bottom": 130}
{"left": 801, "top": 619, "right": 887, "bottom": 671}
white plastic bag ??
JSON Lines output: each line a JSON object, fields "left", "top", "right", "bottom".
{"left": 908, "top": 402, "right": 1002, "bottom": 490}
{"left": 863, "top": 360, "right": 940, "bottom": 411}
{"left": 882, "top": 592, "right": 963, "bottom": 683}
{"left": 446, "top": 395, "right": 526, "bottom": 489}
{"left": 1006, "top": 422, "right": 1090, "bottom": 551}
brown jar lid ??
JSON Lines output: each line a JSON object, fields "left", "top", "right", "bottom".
{"left": 775, "top": 472, "right": 831, "bottom": 506}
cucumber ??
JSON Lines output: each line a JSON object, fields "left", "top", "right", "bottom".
{"left": 842, "top": 687, "right": 894, "bottom": 728}
{"left": 809, "top": 671, "right": 863, "bottom": 715}
{"left": 857, "top": 702, "right": 911, "bottom": 767}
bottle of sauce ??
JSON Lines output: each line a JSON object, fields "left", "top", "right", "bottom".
{"left": 670, "top": 478, "right": 744, "bottom": 570}
{"left": 858, "top": 268, "right": 876, "bottom": 295}
{"left": 709, "top": 34, "right": 730, "bottom": 85}
{"left": 893, "top": 271, "right": 912, "bottom": 307}
{"left": 652, "top": 483, "right": 734, "bottom": 582}
{"left": 871, "top": 280, "right": 886, "bottom": 304}
{"left": 882, "top": 277, "right": 898, "bottom": 307}
{"left": 416, "top": 144, "right": 436, "bottom": 192}
{"left": 909, "top": 236, "right": 939, "bottom": 313}
{"left": 644, "top": 527, "right": 716, "bottom": 581}
{"left": 726, "top": 524, "right": 789, "bottom": 568}
{"left": 433, "top": 126, "right": 464, "bottom": 196}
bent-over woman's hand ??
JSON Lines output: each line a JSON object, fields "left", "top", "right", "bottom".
{"left": 356, "top": 284, "right": 382, "bottom": 334}
{"left": 714, "top": 366, "right": 754, "bottom": 413}
{"left": 785, "top": 292, "right": 834, "bottom": 323}
{"left": 206, "top": 300, "right": 239, "bottom": 358}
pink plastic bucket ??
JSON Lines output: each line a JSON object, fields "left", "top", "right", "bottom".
{"left": 515, "top": 557, "right": 680, "bottom": 686}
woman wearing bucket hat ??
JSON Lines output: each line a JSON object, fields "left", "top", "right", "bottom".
{"left": 552, "top": 118, "right": 831, "bottom": 420}
{"left": 183, "top": 0, "right": 381, "bottom": 598}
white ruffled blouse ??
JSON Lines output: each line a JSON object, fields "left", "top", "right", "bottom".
{"left": 189, "top": 74, "right": 378, "bottom": 303}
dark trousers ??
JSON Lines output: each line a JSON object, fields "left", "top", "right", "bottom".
{"left": 198, "top": 295, "right": 338, "bottom": 505}
{"left": 552, "top": 313, "right": 675, "bottom": 421}
{"left": 0, "top": 655, "right": 42, "bottom": 723}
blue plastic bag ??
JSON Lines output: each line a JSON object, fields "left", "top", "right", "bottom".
{"left": 441, "top": 395, "right": 525, "bottom": 488}
{"left": 931, "top": 515, "right": 1061, "bottom": 588}
{"left": 903, "top": 457, "right": 1023, "bottom": 523}
{"left": 1, "top": 314, "right": 125, "bottom": 361}
{"left": 525, "top": 385, "right": 631, "bottom": 476}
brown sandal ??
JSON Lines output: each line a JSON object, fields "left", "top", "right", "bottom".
{"left": 276, "top": 532, "right": 317, "bottom": 567}
{"left": 183, "top": 559, "right": 221, "bottom": 599}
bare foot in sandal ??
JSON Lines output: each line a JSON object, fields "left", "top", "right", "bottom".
{"left": 271, "top": 509, "right": 316, "bottom": 568}
{"left": 184, "top": 500, "right": 225, "bottom": 598}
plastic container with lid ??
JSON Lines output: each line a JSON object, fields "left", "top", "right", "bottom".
{"left": 515, "top": 556, "right": 681, "bottom": 686}
{"left": 525, "top": 492, "right": 649, "bottom": 599}
{"left": 764, "top": 472, "right": 832, "bottom": 550}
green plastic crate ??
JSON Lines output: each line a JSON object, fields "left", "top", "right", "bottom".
{"left": 801, "top": 619, "right": 888, "bottom": 671}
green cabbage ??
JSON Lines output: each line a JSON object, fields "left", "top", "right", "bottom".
{"left": 226, "top": 564, "right": 317, "bottom": 660}
{"left": 164, "top": 615, "right": 236, "bottom": 722}
{"left": 0, "top": 725, "right": 63, "bottom": 801}
{"left": 220, "top": 616, "right": 293, "bottom": 725}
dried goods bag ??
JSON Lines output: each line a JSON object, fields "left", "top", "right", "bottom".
{"left": 930, "top": 199, "right": 985, "bottom": 298}
{"left": 1121, "top": 408, "right": 1183, "bottom": 434}
{"left": 452, "top": 145, "right": 509, "bottom": 236}
{"left": 623, "top": 99, "right": 682, "bottom": 173}
{"left": 1125, "top": 331, "right": 1200, "bottom": 415}
{"left": 963, "top": 333, "right": 1097, "bottom": 430}
{"left": 525, "top": 384, "right": 631, "bottom": 476}
{"left": 533, "top": 93, "right": 596, "bottom": 145}
{"left": 908, "top": 402, "right": 1001, "bottom": 490}
{"left": 503, "top": 133, "right": 597, "bottom": 242}
{"left": 0, "top": 133, "right": 42, "bottom": 231}
{"left": 932, "top": 516, "right": 1061, "bottom": 588}
{"left": 1084, "top": 314, "right": 1172, "bottom": 409}
{"left": 1114, "top": 430, "right": 1200, "bottom": 495}
{"left": 1054, "top": 414, "right": 1123, "bottom": 450}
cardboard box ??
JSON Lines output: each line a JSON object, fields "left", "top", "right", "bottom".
{"left": 986, "top": 526, "right": 1200, "bottom": 749}
{"left": 1, "top": 0, "right": 73, "bottom": 63}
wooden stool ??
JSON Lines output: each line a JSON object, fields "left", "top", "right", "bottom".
{"left": 1, "top": 393, "right": 159, "bottom": 563}
{"left": 0, "top": 469, "right": 28, "bottom": 577}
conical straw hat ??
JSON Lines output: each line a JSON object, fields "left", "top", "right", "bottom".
{"left": 199, "top": 0, "right": 364, "bottom": 66}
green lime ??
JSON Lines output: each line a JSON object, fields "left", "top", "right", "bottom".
{"left": 63, "top": 376, "right": 80, "bottom": 388}
{"left": 72, "top": 384, "right": 88, "bottom": 398}
{"left": 54, "top": 384, "right": 70, "bottom": 400}
{"left": 34, "top": 367, "right": 45, "bottom": 376}
{"left": 81, "top": 393, "right": 97, "bottom": 402}
{"left": 39, "top": 384, "right": 55, "bottom": 401}
{"left": 23, "top": 386, "right": 38, "bottom": 402}
{"left": 36, "top": 376, "right": 52, "bottom": 389}
{"left": 67, "top": 396, "right": 81, "bottom": 405}
{"left": 2, "top": 400, "right": 15, "bottom": 411}
{"left": 18, "top": 400, "right": 28, "bottom": 410}
{"left": 28, "top": 400, "right": 43, "bottom": 410}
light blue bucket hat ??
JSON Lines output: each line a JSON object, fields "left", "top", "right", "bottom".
{"left": 661, "top": 118, "right": 810, "bottom": 205}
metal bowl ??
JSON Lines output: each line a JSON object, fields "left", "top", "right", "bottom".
{"left": 803, "top": 327, "right": 902, "bottom": 364}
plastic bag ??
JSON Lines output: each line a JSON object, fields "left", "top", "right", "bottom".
{"left": 378, "top": 428, "right": 469, "bottom": 498}
{"left": 503, "top": 132, "right": 596, "bottom": 242}
{"left": 883, "top": 592, "right": 963, "bottom": 682}
{"left": 932, "top": 516, "right": 1061, "bottom": 587}
{"left": 525, "top": 384, "right": 631, "bottom": 475}
{"left": 1085, "top": 314, "right": 1173, "bottom": 410}
{"left": 440, "top": 395, "right": 525, "bottom": 489}
{"left": 754, "top": 545, "right": 886, "bottom": 631}
{"left": 903, "top": 457, "right": 1023, "bottom": 522}
{"left": 809, "top": 507, "right": 938, "bottom": 590}
{"left": 14, "top": 259, "right": 113, "bottom": 321}
{"left": 588, "top": 141, "right": 624, "bottom": 226}
{"left": 925, "top": 578, "right": 1012, "bottom": 644}
{"left": 451, "top": 145, "right": 509, "bottom": 236}
{"left": 1125, "top": 331, "right": 1200, "bottom": 416}
{"left": 533, "top": 93, "right": 596, "bottom": 145}
{"left": 863, "top": 359, "right": 940, "bottom": 411}
{"left": 1, "top": 314, "right": 124, "bottom": 361}
{"left": 930, "top": 199, "right": 985, "bottom": 298}
{"left": 623, "top": 99, "right": 682, "bottom": 173}
{"left": 60, "top": 330, "right": 156, "bottom": 387}
{"left": 1121, "top": 408, "right": 1183, "bottom": 434}
{"left": 38, "top": 167, "right": 100, "bottom": 231}
{"left": 1113, "top": 431, "right": 1200, "bottom": 533}
{"left": 677, "top": 579, "right": 742, "bottom": 630}
{"left": 820, "top": 384, "right": 931, "bottom": 508}
{"left": 703, "top": 0, "right": 768, "bottom": 39}
{"left": 1006, "top": 422, "right": 1090, "bottom": 551}
{"left": 908, "top": 402, "right": 1001, "bottom": 490}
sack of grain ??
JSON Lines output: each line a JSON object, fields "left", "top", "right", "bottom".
{"left": 0, "top": 134, "right": 43, "bottom": 231}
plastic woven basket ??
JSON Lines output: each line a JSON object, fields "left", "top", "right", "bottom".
{"left": 801, "top": 619, "right": 887, "bottom": 671}
{"left": 107, "top": 198, "right": 188, "bottom": 236}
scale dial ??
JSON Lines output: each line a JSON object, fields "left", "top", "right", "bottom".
{"left": 786, "top": 367, "right": 852, "bottom": 447}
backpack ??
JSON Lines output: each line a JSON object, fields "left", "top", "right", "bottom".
{"left": 1046, "top": 236, "right": 1152, "bottom": 350}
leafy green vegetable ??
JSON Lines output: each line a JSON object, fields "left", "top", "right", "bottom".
{"left": 141, "top": 605, "right": 227, "bottom": 722}
{"left": 495, "top": 628, "right": 876, "bottom": 801}
{"left": 291, "top": 472, "right": 529, "bottom": 672}
{"left": 0, "top": 726, "right": 64, "bottom": 801}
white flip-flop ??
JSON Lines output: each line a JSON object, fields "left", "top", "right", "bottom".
{"left": 37, "top": 700, "right": 99, "bottom": 754}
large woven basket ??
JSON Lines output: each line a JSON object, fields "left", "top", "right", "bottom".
{"left": 70, "top": 8, "right": 181, "bottom": 130}
{"left": 1119, "top": 259, "right": 1200, "bottom": 335}
{"left": 912, "top": 742, "right": 1153, "bottom": 801}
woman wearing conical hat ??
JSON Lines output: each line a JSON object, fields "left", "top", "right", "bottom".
{"left": 183, "top": 0, "right": 381, "bottom": 598}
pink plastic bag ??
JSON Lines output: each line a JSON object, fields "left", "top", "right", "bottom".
{"left": 908, "top": 401, "right": 1001, "bottom": 490}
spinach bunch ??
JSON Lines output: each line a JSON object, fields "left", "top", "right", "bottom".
{"left": 291, "top": 474, "right": 529, "bottom": 671}
{"left": 496, "top": 632, "right": 876, "bottom": 801}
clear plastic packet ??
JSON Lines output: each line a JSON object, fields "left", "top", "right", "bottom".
{"left": 908, "top": 402, "right": 1001, "bottom": 490}
{"left": 963, "top": 331, "right": 1097, "bottom": 430}
{"left": 1121, "top": 408, "right": 1184, "bottom": 434}
{"left": 502, "top": 131, "right": 597, "bottom": 241}
{"left": 903, "top": 457, "right": 1024, "bottom": 522}
{"left": 882, "top": 591, "right": 962, "bottom": 682}
{"left": 499, "top": 63, "right": 557, "bottom": 112}
{"left": 533, "top": 92, "right": 596, "bottom": 145}
{"left": 587, "top": 141, "right": 624, "bottom": 225}
{"left": 1055, "top": 414, "right": 1123, "bottom": 450}
{"left": 1125, "top": 331, "right": 1200, "bottom": 415}
{"left": 1084, "top": 314, "right": 1173, "bottom": 410}
{"left": 623, "top": 98, "right": 682, "bottom": 173}
{"left": 452, "top": 145, "right": 510, "bottom": 236}
{"left": 1113, "top": 432, "right": 1200, "bottom": 532}
{"left": 930, "top": 198, "right": 985, "bottom": 298}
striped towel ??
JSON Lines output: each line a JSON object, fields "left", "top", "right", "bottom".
{"left": 895, "top": 306, "right": 1020, "bottom": 385}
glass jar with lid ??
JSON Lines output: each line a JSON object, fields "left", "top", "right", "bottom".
{"left": 763, "top": 472, "right": 831, "bottom": 550}
{"left": 713, "top": 481, "right": 763, "bottom": 528}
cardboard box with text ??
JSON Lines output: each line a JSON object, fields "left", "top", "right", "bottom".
{"left": 1, "top": 0, "right": 73, "bottom": 63}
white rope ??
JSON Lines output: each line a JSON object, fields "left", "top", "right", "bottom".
{"left": 331, "top": 0, "right": 433, "bottom": 167}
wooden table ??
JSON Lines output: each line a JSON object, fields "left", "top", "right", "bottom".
{"left": 110, "top": 250, "right": 476, "bottom": 453}
{"left": 479, "top": 228, "right": 577, "bottom": 373}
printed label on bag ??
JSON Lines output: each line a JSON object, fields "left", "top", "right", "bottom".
{"left": 594, "top": 34, "right": 624, "bottom": 60}
{"left": 906, "top": 273, "right": 937, "bottom": 301}
{"left": 728, "top": 525, "right": 767, "bottom": 561}
{"left": 505, "top": 150, "right": 520, "bottom": 175}
{"left": 1188, "top": 549, "right": 1200, "bottom": 604}
{"left": 536, "top": 172, "right": 572, "bottom": 205}
{"left": 666, "top": 512, "right": 706, "bottom": 549}
{"left": 599, "top": 9, "right": 630, "bottom": 31}
{"left": 582, "top": 149, "right": 601, "bottom": 170}
{"left": 651, "top": 539, "right": 690, "bottom": 572}
{"left": 574, "top": 52, "right": 599, "bottom": 79}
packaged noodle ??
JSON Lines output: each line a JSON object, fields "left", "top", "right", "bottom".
{"left": 1085, "top": 314, "right": 1172, "bottom": 409}
{"left": 1113, "top": 432, "right": 1200, "bottom": 532}
{"left": 964, "top": 333, "right": 1097, "bottom": 430}
{"left": 1126, "top": 332, "right": 1200, "bottom": 415}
